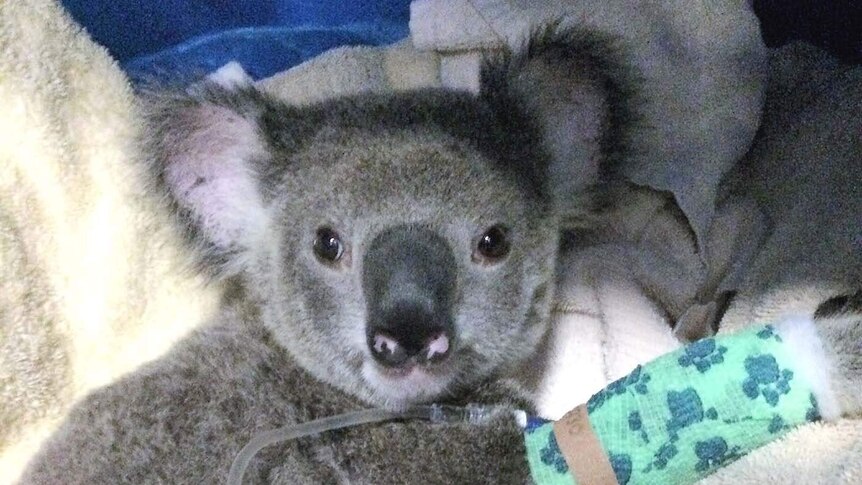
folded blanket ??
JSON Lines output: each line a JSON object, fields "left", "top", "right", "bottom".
{"left": 534, "top": 184, "right": 769, "bottom": 415}
{"left": 718, "top": 42, "right": 862, "bottom": 333}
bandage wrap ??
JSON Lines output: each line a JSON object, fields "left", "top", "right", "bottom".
{"left": 525, "top": 325, "right": 822, "bottom": 485}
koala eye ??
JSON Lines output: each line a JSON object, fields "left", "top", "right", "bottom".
{"left": 313, "top": 227, "right": 344, "bottom": 264}
{"left": 473, "top": 224, "right": 511, "bottom": 264}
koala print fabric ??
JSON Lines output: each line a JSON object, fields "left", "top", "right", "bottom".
{"left": 525, "top": 324, "right": 822, "bottom": 485}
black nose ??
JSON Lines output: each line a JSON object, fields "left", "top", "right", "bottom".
{"left": 367, "top": 302, "right": 452, "bottom": 368}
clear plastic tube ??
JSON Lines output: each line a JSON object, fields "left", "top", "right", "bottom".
{"left": 226, "top": 404, "right": 523, "bottom": 485}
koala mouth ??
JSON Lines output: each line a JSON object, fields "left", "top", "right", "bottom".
{"left": 373, "top": 341, "right": 457, "bottom": 375}
{"left": 360, "top": 350, "right": 461, "bottom": 404}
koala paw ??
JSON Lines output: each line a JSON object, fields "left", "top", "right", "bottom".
{"left": 814, "top": 291, "right": 862, "bottom": 417}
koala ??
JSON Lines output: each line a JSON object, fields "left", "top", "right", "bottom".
{"left": 19, "top": 30, "right": 635, "bottom": 484}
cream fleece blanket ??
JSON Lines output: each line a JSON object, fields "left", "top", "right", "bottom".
{"left": 0, "top": 1, "right": 225, "bottom": 481}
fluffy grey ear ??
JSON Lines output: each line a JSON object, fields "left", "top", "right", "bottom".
{"left": 144, "top": 86, "right": 273, "bottom": 277}
{"left": 481, "top": 30, "right": 637, "bottom": 219}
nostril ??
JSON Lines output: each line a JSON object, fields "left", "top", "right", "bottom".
{"left": 372, "top": 333, "right": 399, "bottom": 356}
{"left": 369, "top": 331, "right": 409, "bottom": 367}
{"left": 424, "top": 332, "right": 450, "bottom": 362}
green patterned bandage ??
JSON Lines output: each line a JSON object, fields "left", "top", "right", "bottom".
{"left": 524, "top": 324, "right": 824, "bottom": 485}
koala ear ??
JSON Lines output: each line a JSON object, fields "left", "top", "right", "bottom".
{"left": 144, "top": 86, "right": 274, "bottom": 277}
{"left": 480, "top": 30, "right": 636, "bottom": 219}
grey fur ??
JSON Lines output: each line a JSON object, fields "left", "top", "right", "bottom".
{"left": 21, "top": 30, "right": 639, "bottom": 484}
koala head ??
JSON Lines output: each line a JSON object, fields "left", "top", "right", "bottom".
{"left": 146, "top": 32, "right": 628, "bottom": 408}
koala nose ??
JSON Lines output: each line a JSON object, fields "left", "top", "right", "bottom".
{"left": 367, "top": 302, "right": 452, "bottom": 368}
{"left": 362, "top": 224, "right": 457, "bottom": 369}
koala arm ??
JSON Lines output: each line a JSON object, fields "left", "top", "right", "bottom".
{"left": 21, "top": 313, "right": 535, "bottom": 485}
{"left": 295, "top": 410, "right": 532, "bottom": 485}
{"left": 278, "top": 378, "right": 535, "bottom": 485}
{"left": 813, "top": 291, "right": 862, "bottom": 418}
{"left": 24, "top": 369, "right": 533, "bottom": 485}
{"left": 19, "top": 314, "right": 355, "bottom": 485}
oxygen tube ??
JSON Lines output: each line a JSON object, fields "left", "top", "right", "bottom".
{"left": 227, "top": 404, "right": 527, "bottom": 485}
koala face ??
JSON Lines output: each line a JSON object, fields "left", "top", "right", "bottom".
{"left": 258, "top": 116, "right": 558, "bottom": 406}
{"left": 147, "top": 33, "right": 617, "bottom": 408}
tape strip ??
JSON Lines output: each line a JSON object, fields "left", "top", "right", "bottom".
{"left": 552, "top": 404, "right": 618, "bottom": 485}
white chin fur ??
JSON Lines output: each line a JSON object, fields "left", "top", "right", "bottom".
{"left": 360, "top": 361, "right": 453, "bottom": 406}
{"left": 775, "top": 315, "right": 842, "bottom": 420}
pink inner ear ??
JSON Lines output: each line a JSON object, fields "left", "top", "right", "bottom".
{"left": 163, "top": 104, "right": 270, "bottom": 251}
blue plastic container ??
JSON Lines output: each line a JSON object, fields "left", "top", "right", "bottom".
{"left": 61, "top": 0, "right": 411, "bottom": 83}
